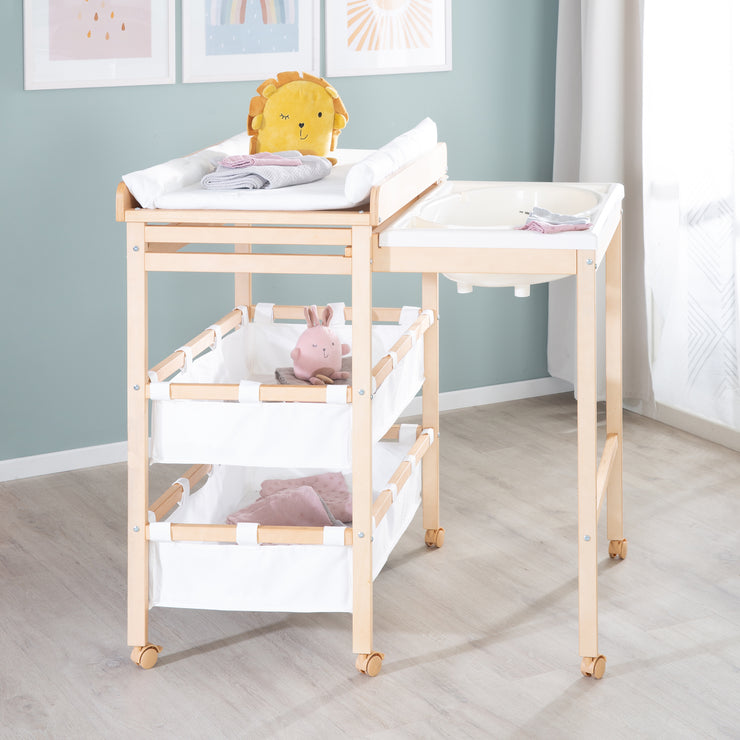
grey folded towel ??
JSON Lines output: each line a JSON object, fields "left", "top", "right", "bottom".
{"left": 201, "top": 150, "right": 332, "bottom": 191}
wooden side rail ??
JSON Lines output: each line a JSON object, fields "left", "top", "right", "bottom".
{"left": 148, "top": 522, "right": 354, "bottom": 546}
{"left": 373, "top": 428, "right": 435, "bottom": 527}
{"left": 158, "top": 383, "right": 352, "bottom": 403}
{"left": 145, "top": 251, "right": 352, "bottom": 275}
{"left": 148, "top": 464, "right": 212, "bottom": 522}
{"left": 143, "top": 224, "right": 353, "bottom": 247}
{"left": 596, "top": 433, "right": 619, "bottom": 516}
{"left": 372, "top": 310, "right": 433, "bottom": 392}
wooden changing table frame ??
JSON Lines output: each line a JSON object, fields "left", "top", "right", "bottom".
{"left": 116, "top": 141, "right": 625, "bottom": 679}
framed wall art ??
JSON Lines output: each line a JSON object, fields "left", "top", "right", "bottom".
{"left": 325, "top": 0, "right": 451, "bottom": 77}
{"left": 23, "top": 0, "right": 175, "bottom": 90}
{"left": 182, "top": 0, "right": 320, "bottom": 83}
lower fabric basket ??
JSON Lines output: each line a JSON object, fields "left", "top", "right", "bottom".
{"left": 148, "top": 427, "right": 424, "bottom": 613}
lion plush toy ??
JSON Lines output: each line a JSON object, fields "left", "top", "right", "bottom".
{"left": 247, "top": 72, "right": 348, "bottom": 159}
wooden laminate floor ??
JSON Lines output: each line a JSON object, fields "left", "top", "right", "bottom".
{"left": 1, "top": 393, "right": 739, "bottom": 739}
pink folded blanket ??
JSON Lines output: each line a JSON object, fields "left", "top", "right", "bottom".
{"left": 226, "top": 485, "right": 335, "bottom": 527}
{"left": 261, "top": 472, "right": 352, "bottom": 523}
{"left": 220, "top": 152, "right": 302, "bottom": 168}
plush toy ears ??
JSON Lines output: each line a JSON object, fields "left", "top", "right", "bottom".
{"left": 333, "top": 113, "right": 347, "bottom": 130}
{"left": 304, "top": 305, "right": 320, "bottom": 327}
{"left": 321, "top": 305, "right": 334, "bottom": 326}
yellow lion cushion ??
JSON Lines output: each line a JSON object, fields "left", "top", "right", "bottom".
{"left": 247, "top": 71, "right": 348, "bottom": 158}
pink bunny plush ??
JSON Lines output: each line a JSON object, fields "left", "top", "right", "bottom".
{"left": 291, "top": 305, "right": 350, "bottom": 385}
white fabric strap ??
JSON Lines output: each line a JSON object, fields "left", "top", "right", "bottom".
{"left": 371, "top": 376, "right": 377, "bottom": 394}
{"left": 325, "top": 384, "right": 348, "bottom": 404}
{"left": 422, "top": 427, "right": 436, "bottom": 446}
{"left": 174, "top": 477, "right": 190, "bottom": 503}
{"left": 422, "top": 308, "right": 435, "bottom": 325}
{"left": 238, "top": 380, "right": 261, "bottom": 403}
{"left": 327, "top": 302, "right": 346, "bottom": 325}
{"left": 398, "top": 423, "right": 418, "bottom": 448}
{"left": 147, "top": 510, "right": 157, "bottom": 523}
{"left": 177, "top": 345, "right": 194, "bottom": 374}
{"left": 148, "top": 522, "right": 172, "bottom": 542}
{"left": 387, "top": 350, "right": 398, "bottom": 368}
{"left": 254, "top": 303, "right": 274, "bottom": 324}
{"left": 148, "top": 373, "right": 171, "bottom": 400}
{"left": 322, "top": 526, "right": 347, "bottom": 545}
{"left": 404, "top": 454, "right": 418, "bottom": 470}
{"left": 206, "top": 324, "right": 223, "bottom": 351}
{"left": 402, "top": 329, "right": 418, "bottom": 346}
{"left": 236, "top": 522, "right": 259, "bottom": 545}
{"left": 236, "top": 305, "right": 250, "bottom": 326}
{"left": 386, "top": 482, "right": 398, "bottom": 501}
{"left": 399, "top": 305, "right": 420, "bottom": 328}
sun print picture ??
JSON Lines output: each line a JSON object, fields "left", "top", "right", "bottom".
{"left": 346, "top": 0, "right": 433, "bottom": 52}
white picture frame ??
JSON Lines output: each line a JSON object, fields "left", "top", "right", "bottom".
{"left": 325, "top": 0, "right": 451, "bottom": 77}
{"left": 182, "top": 0, "right": 320, "bottom": 84}
{"left": 23, "top": 0, "right": 175, "bottom": 90}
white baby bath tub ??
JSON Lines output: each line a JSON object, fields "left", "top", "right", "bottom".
{"left": 379, "top": 181, "right": 624, "bottom": 296}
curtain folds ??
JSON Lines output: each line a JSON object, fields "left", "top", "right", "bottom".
{"left": 548, "top": 0, "right": 653, "bottom": 406}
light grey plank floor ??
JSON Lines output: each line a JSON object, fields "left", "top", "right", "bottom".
{"left": 1, "top": 394, "right": 739, "bottom": 739}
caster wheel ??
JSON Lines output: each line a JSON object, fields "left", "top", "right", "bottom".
{"left": 580, "top": 654, "right": 606, "bottom": 679}
{"left": 355, "top": 651, "right": 384, "bottom": 677}
{"left": 131, "top": 644, "right": 162, "bottom": 670}
{"left": 608, "top": 538, "right": 628, "bottom": 560}
{"left": 425, "top": 528, "right": 445, "bottom": 549}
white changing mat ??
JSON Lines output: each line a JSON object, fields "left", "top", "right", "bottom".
{"left": 122, "top": 118, "right": 437, "bottom": 211}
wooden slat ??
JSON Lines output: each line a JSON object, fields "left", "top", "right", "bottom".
{"left": 145, "top": 251, "right": 351, "bottom": 275}
{"left": 370, "top": 143, "right": 448, "bottom": 226}
{"left": 125, "top": 207, "right": 372, "bottom": 226}
{"left": 421, "top": 272, "right": 440, "bottom": 532}
{"left": 596, "top": 433, "right": 619, "bottom": 517}
{"left": 243, "top": 304, "right": 410, "bottom": 323}
{"left": 116, "top": 182, "right": 139, "bottom": 222}
{"left": 157, "top": 523, "right": 353, "bottom": 546}
{"left": 372, "top": 245, "right": 577, "bottom": 275}
{"left": 144, "top": 225, "right": 352, "bottom": 246}
{"left": 159, "top": 383, "right": 352, "bottom": 403}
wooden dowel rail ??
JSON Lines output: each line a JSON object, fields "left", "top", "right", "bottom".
{"left": 373, "top": 429, "right": 434, "bottom": 527}
{"left": 149, "top": 464, "right": 212, "bottom": 522}
{"left": 149, "top": 308, "right": 245, "bottom": 382}
{"left": 152, "top": 382, "right": 352, "bottom": 403}
{"left": 149, "top": 522, "right": 354, "bottom": 546}
{"left": 596, "top": 433, "right": 619, "bottom": 516}
{"left": 372, "top": 311, "right": 433, "bottom": 392}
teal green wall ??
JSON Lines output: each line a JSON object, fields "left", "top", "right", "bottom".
{"left": 0, "top": 1, "right": 558, "bottom": 461}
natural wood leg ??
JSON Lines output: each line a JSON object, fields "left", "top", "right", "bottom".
{"left": 421, "top": 273, "right": 440, "bottom": 539}
{"left": 576, "top": 249, "right": 600, "bottom": 666}
{"left": 605, "top": 222, "right": 625, "bottom": 550}
{"left": 126, "top": 223, "right": 150, "bottom": 652}
{"left": 234, "top": 243, "right": 252, "bottom": 307}
{"left": 351, "top": 226, "right": 374, "bottom": 660}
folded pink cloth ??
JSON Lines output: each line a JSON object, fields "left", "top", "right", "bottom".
{"left": 261, "top": 472, "right": 351, "bottom": 522}
{"left": 220, "top": 153, "right": 301, "bottom": 169}
{"left": 519, "top": 221, "right": 592, "bottom": 233}
{"left": 226, "top": 485, "right": 334, "bottom": 526}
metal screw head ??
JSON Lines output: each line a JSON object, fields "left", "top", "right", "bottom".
{"left": 586, "top": 258, "right": 594, "bottom": 265}
{"left": 357, "top": 531, "right": 365, "bottom": 538}
{"left": 133, "top": 384, "right": 140, "bottom": 391}
{"left": 358, "top": 389, "right": 365, "bottom": 396}
{"left": 133, "top": 526, "right": 140, "bottom": 533}
{"left": 133, "top": 246, "right": 139, "bottom": 252}
{"left": 584, "top": 534, "right": 591, "bottom": 542}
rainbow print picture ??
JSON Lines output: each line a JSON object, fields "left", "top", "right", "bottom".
{"left": 182, "top": 0, "right": 319, "bottom": 83}
{"left": 325, "top": 0, "right": 451, "bottom": 77}
{"left": 23, "top": 0, "right": 175, "bottom": 89}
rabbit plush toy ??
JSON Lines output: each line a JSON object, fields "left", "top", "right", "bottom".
{"left": 291, "top": 305, "right": 350, "bottom": 385}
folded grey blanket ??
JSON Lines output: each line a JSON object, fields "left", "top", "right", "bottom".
{"left": 201, "top": 150, "right": 332, "bottom": 190}
{"left": 275, "top": 357, "right": 352, "bottom": 386}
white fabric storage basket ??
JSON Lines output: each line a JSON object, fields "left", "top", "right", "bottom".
{"left": 149, "top": 428, "right": 423, "bottom": 614}
{"left": 150, "top": 306, "right": 425, "bottom": 469}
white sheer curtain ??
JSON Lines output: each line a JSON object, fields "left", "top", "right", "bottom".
{"left": 548, "top": 0, "right": 653, "bottom": 406}
{"left": 643, "top": 0, "right": 740, "bottom": 430}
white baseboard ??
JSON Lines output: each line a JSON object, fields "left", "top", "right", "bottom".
{"left": 0, "top": 377, "right": 573, "bottom": 482}
{"left": 0, "top": 441, "right": 128, "bottom": 482}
